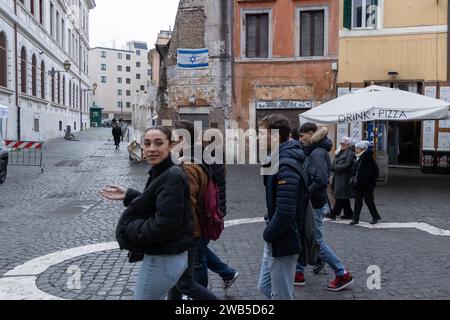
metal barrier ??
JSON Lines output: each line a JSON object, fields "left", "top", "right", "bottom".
{"left": 5, "top": 140, "right": 44, "bottom": 173}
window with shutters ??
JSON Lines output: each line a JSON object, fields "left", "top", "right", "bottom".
{"left": 344, "top": 0, "right": 379, "bottom": 29}
{"left": 245, "top": 13, "right": 269, "bottom": 58}
{"left": 20, "top": 47, "right": 27, "bottom": 94}
{"left": 299, "top": 10, "right": 325, "bottom": 57}
{"left": 0, "top": 32, "right": 6, "bottom": 88}
{"left": 31, "top": 55, "right": 37, "bottom": 96}
{"left": 34, "top": 118, "right": 40, "bottom": 133}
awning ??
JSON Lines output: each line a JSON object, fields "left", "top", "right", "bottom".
{"left": 0, "top": 104, "right": 8, "bottom": 119}
{"left": 299, "top": 85, "right": 450, "bottom": 125}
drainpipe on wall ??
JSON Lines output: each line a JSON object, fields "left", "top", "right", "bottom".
{"left": 79, "top": 32, "right": 83, "bottom": 131}
{"left": 230, "top": 0, "right": 236, "bottom": 118}
{"left": 447, "top": 0, "right": 450, "bottom": 81}
{"left": 14, "top": 0, "right": 20, "bottom": 140}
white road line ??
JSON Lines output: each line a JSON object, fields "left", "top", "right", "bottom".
{"left": 4, "top": 242, "right": 119, "bottom": 277}
{"left": 1, "top": 218, "right": 449, "bottom": 300}
{"left": 330, "top": 220, "right": 450, "bottom": 236}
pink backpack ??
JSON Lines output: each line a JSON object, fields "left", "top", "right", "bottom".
{"left": 199, "top": 166, "right": 224, "bottom": 241}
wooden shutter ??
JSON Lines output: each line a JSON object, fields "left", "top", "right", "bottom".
{"left": 0, "top": 33, "right": 6, "bottom": 88}
{"left": 300, "top": 11, "right": 324, "bottom": 57}
{"left": 259, "top": 14, "right": 269, "bottom": 58}
{"left": 246, "top": 14, "right": 269, "bottom": 58}
{"left": 313, "top": 11, "right": 324, "bottom": 56}
{"left": 343, "top": 0, "right": 352, "bottom": 29}
{"left": 246, "top": 15, "right": 257, "bottom": 58}
{"left": 300, "top": 12, "right": 311, "bottom": 56}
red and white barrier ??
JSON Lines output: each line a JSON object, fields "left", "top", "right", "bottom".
{"left": 5, "top": 140, "right": 43, "bottom": 149}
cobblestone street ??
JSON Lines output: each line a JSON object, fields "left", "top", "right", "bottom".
{"left": 1, "top": 128, "right": 450, "bottom": 300}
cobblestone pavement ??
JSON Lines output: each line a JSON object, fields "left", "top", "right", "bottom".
{"left": 1, "top": 128, "right": 450, "bottom": 300}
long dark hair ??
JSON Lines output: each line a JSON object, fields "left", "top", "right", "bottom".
{"left": 145, "top": 126, "right": 173, "bottom": 143}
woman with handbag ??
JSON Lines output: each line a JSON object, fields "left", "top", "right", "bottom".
{"left": 101, "top": 126, "right": 194, "bottom": 300}
{"left": 350, "top": 141, "right": 382, "bottom": 226}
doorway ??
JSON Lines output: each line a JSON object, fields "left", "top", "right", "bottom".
{"left": 388, "top": 121, "right": 422, "bottom": 166}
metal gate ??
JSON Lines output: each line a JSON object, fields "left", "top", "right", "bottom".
{"left": 5, "top": 140, "right": 44, "bottom": 173}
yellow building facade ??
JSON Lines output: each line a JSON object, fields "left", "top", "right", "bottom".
{"left": 337, "top": 0, "right": 450, "bottom": 174}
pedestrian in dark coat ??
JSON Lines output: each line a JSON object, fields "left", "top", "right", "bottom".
{"left": 296, "top": 123, "right": 354, "bottom": 292}
{"left": 330, "top": 137, "right": 355, "bottom": 220}
{"left": 112, "top": 123, "right": 123, "bottom": 149}
{"left": 350, "top": 141, "right": 382, "bottom": 225}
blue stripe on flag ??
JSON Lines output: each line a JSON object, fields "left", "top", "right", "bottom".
{"left": 178, "top": 49, "right": 209, "bottom": 55}
{"left": 178, "top": 63, "right": 209, "bottom": 69}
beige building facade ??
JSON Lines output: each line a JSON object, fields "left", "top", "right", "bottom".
{"left": 338, "top": 0, "right": 449, "bottom": 173}
{"left": 89, "top": 41, "right": 152, "bottom": 122}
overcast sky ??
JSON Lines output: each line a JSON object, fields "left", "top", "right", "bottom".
{"left": 89, "top": 0, "right": 179, "bottom": 50}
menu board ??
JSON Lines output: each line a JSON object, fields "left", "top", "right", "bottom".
{"left": 438, "top": 132, "right": 450, "bottom": 151}
{"left": 439, "top": 87, "right": 450, "bottom": 129}
{"left": 336, "top": 88, "right": 350, "bottom": 144}
{"left": 423, "top": 87, "right": 437, "bottom": 149}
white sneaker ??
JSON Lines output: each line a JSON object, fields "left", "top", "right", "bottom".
{"left": 223, "top": 272, "right": 239, "bottom": 291}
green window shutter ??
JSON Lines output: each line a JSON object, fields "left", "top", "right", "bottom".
{"left": 343, "top": 0, "right": 352, "bottom": 29}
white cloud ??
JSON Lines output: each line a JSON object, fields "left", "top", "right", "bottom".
{"left": 89, "top": 0, "right": 179, "bottom": 50}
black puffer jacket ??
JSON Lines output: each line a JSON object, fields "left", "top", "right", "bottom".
{"left": 303, "top": 128, "right": 333, "bottom": 209}
{"left": 115, "top": 157, "right": 194, "bottom": 255}
{"left": 263, "top": 140, "right": 309, "bottom": 258}
{"left": 351, "top": 150, "right": 379, "bottom": 190}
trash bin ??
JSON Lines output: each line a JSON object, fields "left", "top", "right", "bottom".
{"left": 436, "top": 151, "right": 450, "bottom": 175}
{"left": 421, "top": 149, "right": 436, "bottom": 174}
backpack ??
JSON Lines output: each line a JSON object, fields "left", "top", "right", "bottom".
{"left": 198, "top": 164, "right": 225, "bottom": 241}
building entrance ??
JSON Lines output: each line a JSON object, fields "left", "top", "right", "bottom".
{"left": 388, "top": 121, "right": 422, "bottom": 166}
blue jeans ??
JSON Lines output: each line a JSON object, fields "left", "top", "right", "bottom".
{"left": 194, "top": 237, "right": 236, "bottom": 287}
{"left": 133, "top": 252, "right": 188, "bottom": 300}
{"left": 257, "top": 242, "right": 298, "bottom": 300}
{"left": 297, "top": 203, "right": 346, "bottom": 277}
{"left": 169, "top": 239, "right": 217, "bottom": 300}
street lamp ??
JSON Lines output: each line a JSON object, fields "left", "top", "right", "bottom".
{"left": 48, "top": 59, "right": 71, "bottom": 76}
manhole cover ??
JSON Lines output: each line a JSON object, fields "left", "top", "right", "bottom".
{"left": 55, "top": 160, "right": 84, "bottom": 167}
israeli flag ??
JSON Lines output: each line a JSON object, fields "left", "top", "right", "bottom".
{"left": 177, "top": 48, "right": 209, "bottom": 69}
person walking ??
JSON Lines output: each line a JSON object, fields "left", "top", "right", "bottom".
{"left": 350, "top": 141, "right": 382, "bottom": 225}
{"left": 101, "top": 126, "right": 193, "bottom": 300}
{"left": 328, "top": 137, "right": 356, "bottom": 220}
{"left": 168, "top": 120, "right": 218, "bottom": 300}
{"left": 296, "top": 123, "right": 354, "bottom": 292}
{"left": 112, "top": 122, "right": 122, "bottom": 149}
{"left": 194, "top": 161, "right": 240, "bottom": 292}
{"left": 257, "top": 114, "right": 309, "bottom": 300}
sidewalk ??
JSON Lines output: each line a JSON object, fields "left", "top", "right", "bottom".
{"left": 1, "top": 128, "right": 450, "bottom": 300}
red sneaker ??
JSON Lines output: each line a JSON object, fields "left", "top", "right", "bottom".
{"left": 294, "top": 272, "right": 306, "bottom": 286}
{"left": 326, "top": 271, "right": 354, "bottom": 292}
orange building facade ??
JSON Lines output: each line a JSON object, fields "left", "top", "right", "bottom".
{"left": 233, "top": 0, "right": 340, "bottom": 132}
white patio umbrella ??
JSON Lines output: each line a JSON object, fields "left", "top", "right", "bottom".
{"left": 299, "top": 85, "right": 450, "bottom": 125}
{"left": 0, "top": 104, "right": 8, "bottom": 119}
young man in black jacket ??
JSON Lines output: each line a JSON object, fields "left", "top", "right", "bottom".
{"left": 257, "top": 114, "right": 309, "bottom": 300}
{"left": 296, "top": 123, "right": 354, "bottom": 292}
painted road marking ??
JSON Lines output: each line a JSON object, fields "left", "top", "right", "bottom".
{"left": 1, "top": 218, "right": 450, "bottom": 300}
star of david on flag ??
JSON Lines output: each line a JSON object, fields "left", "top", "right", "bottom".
{"left": 177, "top": 48, "right": 209, "bottom": 69}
